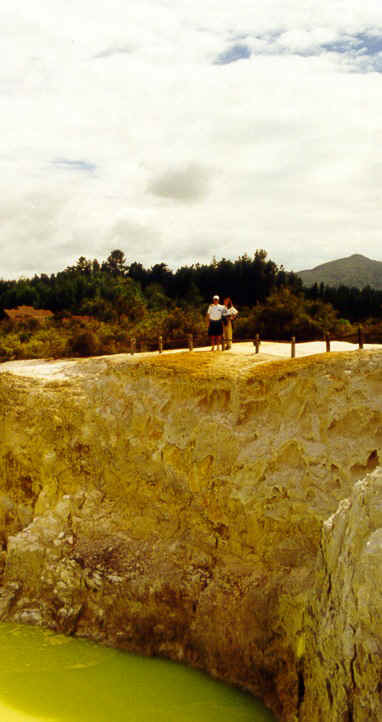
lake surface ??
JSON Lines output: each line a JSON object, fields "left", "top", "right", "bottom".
{"left": 0, "top": 623, "right": 276, "bottom": 722}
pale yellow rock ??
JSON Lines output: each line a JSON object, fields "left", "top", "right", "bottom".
{"left": 301, "top": 467, "right": 382, "bottom": 722}
{"left": 0, "top": 350, "right": 382, "bottom": 721}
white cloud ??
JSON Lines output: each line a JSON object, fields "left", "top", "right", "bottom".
{"left": 1, "top": 0, "right": 382, "bottom": 278}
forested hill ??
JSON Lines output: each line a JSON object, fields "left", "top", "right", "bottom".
{"left": 297, "top": 254, "right": 382, "bottom": 290}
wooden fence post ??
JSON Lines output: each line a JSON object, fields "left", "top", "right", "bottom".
{"left": 291, "top": 336, "right": 296, "bottom": 358}
{"left": 325, "top": 334, "right": 331, "bottom": 352}
{"left": 139, "top": 340, "right": 145, "bottom": 353}
{"left": 158, "top": 335, "right": 163, "bottom": 354}
{"left": 187, "top": 334, "right": 193, "bottom": 351}
{"left": 130, "top": 337, "right": 136, "bottom": 355}
{"left": 358, "top": 326, "right": 364, "bottom": 350}
{"left": 254, "top": 334, "right": 260, "bottom": 354}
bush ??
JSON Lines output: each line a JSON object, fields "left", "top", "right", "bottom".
{"left": 69, "top": 330, "right": 100, "bottom": 357}
{"left": 243, "top": 289, "right": 339, "bottom": 341}
{"left": 19, "top": 332, "right": 31, "bottom": 343}
{"left": 0, "top": 343, "right": 13, "bottom": 361}
{"left": 334, "top": 318, "right": 354, "bottom": 338}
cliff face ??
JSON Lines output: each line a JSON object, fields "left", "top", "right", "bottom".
{"left": 302, "top": 467, "right": 382, "bottom": 722}
{"left": 0, "top": 350, "right": 382, "bottom": 721}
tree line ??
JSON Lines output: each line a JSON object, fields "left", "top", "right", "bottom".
{"left": 305, "top": 282, "right": 382, "bottom": 323}
{"left": 1, "top": 248, "right": 382, "bottom": 322}
{"left": 0, "top": 249, "right": 303, "bottom": 320}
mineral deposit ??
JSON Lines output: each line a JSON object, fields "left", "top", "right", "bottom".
{"left": 0, "top": 349, "right": 382, "bottom": 721}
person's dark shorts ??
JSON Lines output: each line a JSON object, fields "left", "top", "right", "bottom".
{"left": 208, "top": 320, "right": 223, "bottom": 336}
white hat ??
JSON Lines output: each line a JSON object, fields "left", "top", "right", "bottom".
{"left": 213, "top": 294, "right": 219, "bottom": 300}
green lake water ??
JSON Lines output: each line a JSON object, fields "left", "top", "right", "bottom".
{"left": 0, "top": 623, "right": 276, "bottom": 722}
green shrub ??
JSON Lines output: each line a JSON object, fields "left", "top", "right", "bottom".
{"left": 69, "top": 330, "right": 100, "bottom": 357}
{"left": 19, "top": 332, "right": 31, "bottom": 343}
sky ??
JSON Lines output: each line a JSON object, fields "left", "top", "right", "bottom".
{"left": 2, "top": 0, "right": 382, "bottom": 279}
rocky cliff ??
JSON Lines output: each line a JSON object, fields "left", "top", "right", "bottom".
{"left": 0, "top": 349, "right": 382, "bottom": 721}
{"left": 302, "top": 466, "right": 382, "bottom": 722}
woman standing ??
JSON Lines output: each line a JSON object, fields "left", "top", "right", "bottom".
{"left": 206, "top": 295, "right": 225, "bottom": 351}
{"left": 222, "top": 297, "right": 238, "bottom": 350}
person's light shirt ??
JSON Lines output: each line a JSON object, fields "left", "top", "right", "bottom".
{"left": 224, "top": 305, "right": 238, "bottom": 319}
{"left": 207, "top": 304, "right": 225, "bottom": 320}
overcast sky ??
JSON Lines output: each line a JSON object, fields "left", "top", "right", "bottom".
{"left": 2, "top": 0, "right": 382, "bottom": 278}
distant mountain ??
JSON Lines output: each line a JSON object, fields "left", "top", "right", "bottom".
{"left": 296, "top": 254, "right": 382, "bottom": 290}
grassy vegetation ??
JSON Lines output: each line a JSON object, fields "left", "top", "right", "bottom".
{"left": 0, "top": 292, "right": 369, "bottom": 362}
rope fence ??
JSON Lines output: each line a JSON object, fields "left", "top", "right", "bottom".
{"left": 125, "top": 326, "right": 376, "bottom": 358}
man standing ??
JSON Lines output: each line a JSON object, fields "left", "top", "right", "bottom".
{"left": 206, "top": 295, "right": 225, "bottom": 351}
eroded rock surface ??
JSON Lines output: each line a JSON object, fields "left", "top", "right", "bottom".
{"left": 302, "top": 467, "right": 382, "bottom": 722}
{"left": 1, "top": 350, "right": 382, "bottom": 721}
